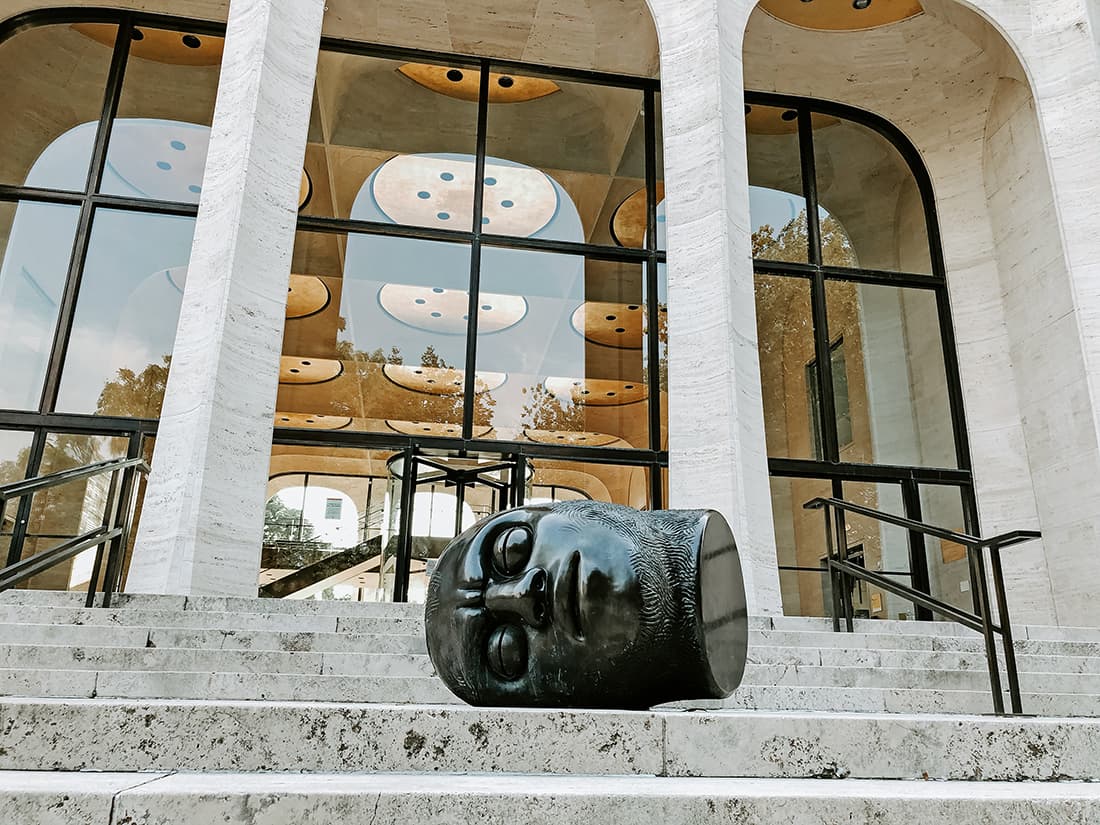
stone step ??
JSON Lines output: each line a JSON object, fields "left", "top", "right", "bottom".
{"left": 0, "top": 645, "right": 435, "bottom": 678}
{"left": 9, "top": 771, "right": 1100, "bottom": 824}
{"left": 0, "top": 667, "right": 452, "bottom": 703}
{"left": 0, "top": 665, "right": 1088, "bottom": 715}
{"left": 673, "top": 685, "right": 1100, "bottom": 716}
{"left": 749, "top": 645, "right": 1100, "bottom": 675}
{"left": 0, "top": 605, "right": 422, "bottom": 635}
{"left": 4, "top": 698, "right": 1100, "bottom": 781}
{"left": 0, "top": 590, "right": 425, "bottom": 619}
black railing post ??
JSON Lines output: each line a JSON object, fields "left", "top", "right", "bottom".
{"left": 102, "top": 461, "right": 140, "bottom": 608}
{"left": 987, "top": 540, "right": 1023, "bottom": 714}
{"left": 823, "top": 506, "right": 841, "bottom": 632}
{"left": 834, "top": 506, "right": 854, "bottom": 632}
{"left": 85, "top": 466, "right": 122, "bottom": 608}
{"left": 967, "top": 544, "right": 1005, "bottom": 715}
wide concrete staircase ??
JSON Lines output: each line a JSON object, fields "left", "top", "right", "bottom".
{"left": 4, "top": 589, "right": 1100, "bottom": 823}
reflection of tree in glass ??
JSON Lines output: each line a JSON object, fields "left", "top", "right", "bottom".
{"left": 262, "top": 496, "right": 316, "bottom": 543}
{"left": 752, "top": 211, "right": 856, "bottom": 267}
{"left": 333, "top": 339, "right": 495, "bottom": 429}
{"left": 95, "top": 356, "right": 171, "bottom": 419}
{"left": 520, "top": 382, "right": 585, "bottom": 432}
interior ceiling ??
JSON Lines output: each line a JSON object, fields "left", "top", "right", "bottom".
{"left": 322, "top": 0, "right": 660, "bottom": 77}
{"left": 757, "top": 0, "right": 923, "bottom": 33}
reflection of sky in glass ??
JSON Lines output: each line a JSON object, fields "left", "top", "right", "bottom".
{"left": 0, "top": 118, "right": 208, "bottom": 414}
{"left": 0, "top": 202, "right": 81, "bottom": 410}
{"left": 27, "top": 119, "right": 206, "bottom": 204}
{"left": 341, "top": 153, "right": 585, "bottom": 379}
{"left": 54, "top": 209, "right": 195, "bottom": 414}
{"left": 750, "top": 184, "right": 802, "bottom": 234}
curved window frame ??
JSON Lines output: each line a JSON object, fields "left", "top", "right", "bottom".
{"left": 0, "top": 8, "right": 669, "bottom": 582}
{"left": 747, "top": 91, "right": 978, "bottom": 618}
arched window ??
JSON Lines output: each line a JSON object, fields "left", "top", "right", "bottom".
{"left": 747, "top": 96, "right": 973, "bottom": 621}
{"left": 0, "top": 14, "right": 223, "bottom": 585}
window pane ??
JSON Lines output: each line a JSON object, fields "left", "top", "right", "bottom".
{"left": 531, "top": 457, "right": 652, "bottom": 510}
{"left": 825, "top": 281, "right": 957, "bottom": 467}
{"left": 55, "top": 210, "right": 196, "bottom": 416}
{"left": 920, "top": 484, "right": 973, "bottom": 618}
{"left": 476, "top": 248, "right": 649, "bottom": 448}
{"left": 485, "top": 73, "right": 645, "bottom": 246}
{"left": 301, "top": 52, "right": 479, "bottom": 228}
{"left": 841, "top": 480, "right": 913, "bottom": 620}
{"left": 280, "top": 231, "right": 471, "bottom": 436}
{"left": 21, "top": 432, "right": 128, "bottom": 591}
{"left": 770, "top": 475, "right": 833, "bottom": 617}
{"left": 653, "top": 261, "right": 668, "bottom": 450}
{"left": 814, "top": 117, "right": 933, "bottom": 274}
{"left": 0, "top": 430, "right": 34, "bottom": 562}
{"left": 754, "top": 273, "right": 816, "bottom": 459}
{"left": 0, "top": 24, "right": 115, "bottom": 190}
{"left": 0, "top": 200, "right": 81, "bottom": 411}
{"left": 101, "top": 26, "right": 223, "bottom": 203}
{"left": 746, "top": 104, "right": 808, "bottom": 264}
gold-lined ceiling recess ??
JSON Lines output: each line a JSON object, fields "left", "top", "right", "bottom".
{"left": 611, "top": 184, "right": 665, "bottom": 249}
{"left": 286, "top": 274, "right": 330, "bottom": 319}
{"left": 274, "top": 412, "right": 352, "bottom": 430}
{"left": 745, "top": 106, "right": 840, "bottom": 135}
{"left": 73, "top": 23, "right": 223, "bottom": 66}
{"left": 544, "top": 377, "right": 648, "bottom": 406}
{"left": 524, "top": 430, "right": 622, "bottom": 447}
{"left": 757, "top": 0, "right": 923, "bottom": 33}
{"left": 387, "top": 420, "right": 493, "bottom": 438}
{"left": 571, "top": 301, "right": 646, "bottom": 350}
{"left": 279, "top": 357, "right": 343, "bottom": 384}
{"left": 398, "top": 63, "right": 561, "bottom": 103}
{"left": 382, "top": 364, "right": 506, "bottom": 396}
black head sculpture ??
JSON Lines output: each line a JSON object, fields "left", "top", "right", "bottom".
{"left": 424, "top": 501, "right": 748, "bottom": 709}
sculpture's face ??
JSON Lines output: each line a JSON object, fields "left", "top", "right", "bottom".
{"left": 424, "top": 501, "right": 696, "bottom": 708}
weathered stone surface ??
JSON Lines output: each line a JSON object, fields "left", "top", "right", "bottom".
{"left": 106, "top": 774, "right": 1100, "bottom": 824}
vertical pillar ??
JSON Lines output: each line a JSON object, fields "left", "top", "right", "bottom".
{"left": 127, "top": 0, "right": 325, "bottom": 596}
{"left": 650, "top": 0, "right": 783, "bottom": 614}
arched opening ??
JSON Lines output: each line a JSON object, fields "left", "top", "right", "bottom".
{"left": 743, "top": 0, "right": 1076, "bottom": 624}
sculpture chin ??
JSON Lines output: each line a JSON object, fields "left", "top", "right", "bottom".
{"left": 424, "top": 501, "right": 748, "bottom": 710}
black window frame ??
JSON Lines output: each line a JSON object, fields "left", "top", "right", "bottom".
{"left": 0, "top": 9, "right": 670, "bottom": 578}
{"left": 750, "top": 91, "right": 978, "bottom": 619}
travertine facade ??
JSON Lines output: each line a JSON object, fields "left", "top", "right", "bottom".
{"left": 3, "top": 0, "right": 1099, "bottom": 626}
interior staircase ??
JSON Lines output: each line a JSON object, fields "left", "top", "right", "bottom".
{"left": 4, "top": 589, "right": 1100, "bottom": 823}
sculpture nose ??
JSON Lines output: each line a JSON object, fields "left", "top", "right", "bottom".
{"left": 484, "top": 567, "right": 548, "bottom": 628}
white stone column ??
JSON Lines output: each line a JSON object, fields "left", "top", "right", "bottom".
{"left": 127, "top": 0, "right": 325, "bottom": 596}
{"left": 648, "top": 0, "right": 783, "bottom": 614}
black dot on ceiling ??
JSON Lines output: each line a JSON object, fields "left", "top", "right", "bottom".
{"left": 781, "top": 110, "right": 798, "bottom": 122}
{"left": 498, "top": 76, "right": 515, "bottom": 88}
{"left": 131, "top": 28, "right": 145, "bottom": 41}
{"left": 744, "top": 104, "right": 752, "bottom": 115}
{"left": 182, "top": 34, "right": 202, "bottom": 49}
{"left": 446, "top": 69, "right": 464, "bottom": 82}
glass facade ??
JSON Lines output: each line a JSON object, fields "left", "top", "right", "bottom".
{"left": 750, "top": 94, "right": 973, "bottom": 621}
{"left": 0, "top": 11, "right": 667, "bottom": 601}
{"left": 0, "top": 16, "right": 224, "bottom": 590}
{"left": 269, "top": 42, "right": 667, "bottom": 602}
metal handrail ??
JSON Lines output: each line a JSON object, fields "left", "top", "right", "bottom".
{"left": 804, "top": 495, "right": 1041, "bottom": 716}
{"left": 0, "top": 456, "right": 150, "bottom": 608}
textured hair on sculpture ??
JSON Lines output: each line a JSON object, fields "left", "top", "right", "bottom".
{"left": 424, "top": 500, "right": 748, "bottom": 710}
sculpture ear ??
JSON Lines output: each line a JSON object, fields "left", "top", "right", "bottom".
{"left": 696, "top": 510, "right": 748, "bottom": 697}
